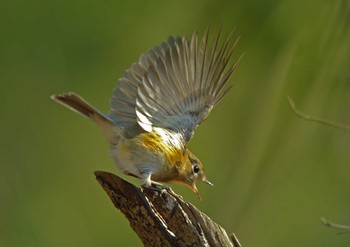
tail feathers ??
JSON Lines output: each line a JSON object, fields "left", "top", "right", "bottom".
{"left": 51, "top": 93, "right": 99, "bottom": 120}
{"left": 51, "top": 92, "right": 119, "bottom": 143}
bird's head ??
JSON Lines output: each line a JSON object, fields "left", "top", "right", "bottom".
{"left": 175, "top": 149, "right": 213, "bottom": 199}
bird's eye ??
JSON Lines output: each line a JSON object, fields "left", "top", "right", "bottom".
{"left": 193, "top": 165, "right": 200, "bottom": 173}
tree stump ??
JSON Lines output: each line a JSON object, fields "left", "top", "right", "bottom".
{"left": 95, "top": 171, "right": 241, "bottom": 247}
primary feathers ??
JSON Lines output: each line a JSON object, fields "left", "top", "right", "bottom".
{"left": 110, "top": 28, "right": 240, "bottom": 142}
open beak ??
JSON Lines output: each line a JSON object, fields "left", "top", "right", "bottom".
{"left": 203, "top": 178, "right": 213, "bottom": 186}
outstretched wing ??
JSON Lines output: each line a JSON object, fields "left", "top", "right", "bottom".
{"left": 110, "top": 28, "right": 240, "bottom": 142}
{"left": 136, "top": 29, "right": 240, "bottom": 142}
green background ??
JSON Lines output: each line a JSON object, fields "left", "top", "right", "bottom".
{"left": 1, "top": 0, "right": 350, "bottom": 246}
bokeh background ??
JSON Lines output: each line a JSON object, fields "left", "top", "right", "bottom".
{"left": 1, "top": 0, "right": 350, "bottom": 246}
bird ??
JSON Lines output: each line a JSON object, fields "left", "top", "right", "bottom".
{"left": 51, "top": 27, "right": 241, "bottom": 198}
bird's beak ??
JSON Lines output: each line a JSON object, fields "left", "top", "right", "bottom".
{"left": 189, "top": 183, "right": 201, "bottom": 200}
{"left": 203, "top": 177, "right": 213, "bottom": 186}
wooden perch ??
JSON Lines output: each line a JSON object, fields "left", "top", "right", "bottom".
{"left": 95, "top": 171, "right": 241, "bottom": 247}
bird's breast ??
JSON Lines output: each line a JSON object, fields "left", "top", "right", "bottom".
{"left": 110, "top": 131, "right": 184, "bottom": 181}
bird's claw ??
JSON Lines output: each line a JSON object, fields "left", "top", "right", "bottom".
{"left": 142, "top": 182, "right": 175, "bottom": 195}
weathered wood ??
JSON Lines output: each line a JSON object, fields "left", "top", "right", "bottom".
{"left": 95, "top": 171, "right": 240, "bottom": 247}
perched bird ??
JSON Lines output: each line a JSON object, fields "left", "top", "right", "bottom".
{"left": 51, "top": 28, "right": 240, "bottom": 198}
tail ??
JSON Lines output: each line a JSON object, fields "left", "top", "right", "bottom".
{"left": 51, "top": 92, "right": 120, "bottom": 143}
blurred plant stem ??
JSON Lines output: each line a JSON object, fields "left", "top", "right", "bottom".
{"left": 321, "top": 217, "right": 350, "bottom": 234}
{"left": 288, "top": 97, "right": 350, "bottom": 132}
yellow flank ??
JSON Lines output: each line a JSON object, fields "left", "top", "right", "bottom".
{"left": 139, "top": 131, "right": 183, "bottom": 166}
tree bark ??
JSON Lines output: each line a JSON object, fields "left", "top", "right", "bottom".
{"left": 95, "top": 171, "right": 241, "bottom": 247}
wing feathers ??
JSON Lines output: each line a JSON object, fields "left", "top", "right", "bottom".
{"left": 109, "top": 28, "right": 240, "bottom": 141}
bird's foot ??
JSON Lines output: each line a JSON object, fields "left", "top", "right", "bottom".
{"left": 141, "top": 181, "right": 176, "bottom": 196}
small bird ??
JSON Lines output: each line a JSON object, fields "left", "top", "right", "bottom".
{"left": 51, "top": 28, "right": 240, "bottom": 198}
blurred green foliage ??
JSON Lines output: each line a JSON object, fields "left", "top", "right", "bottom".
{"left": 1, "top": 0, "right": 350, "bottom": 246}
